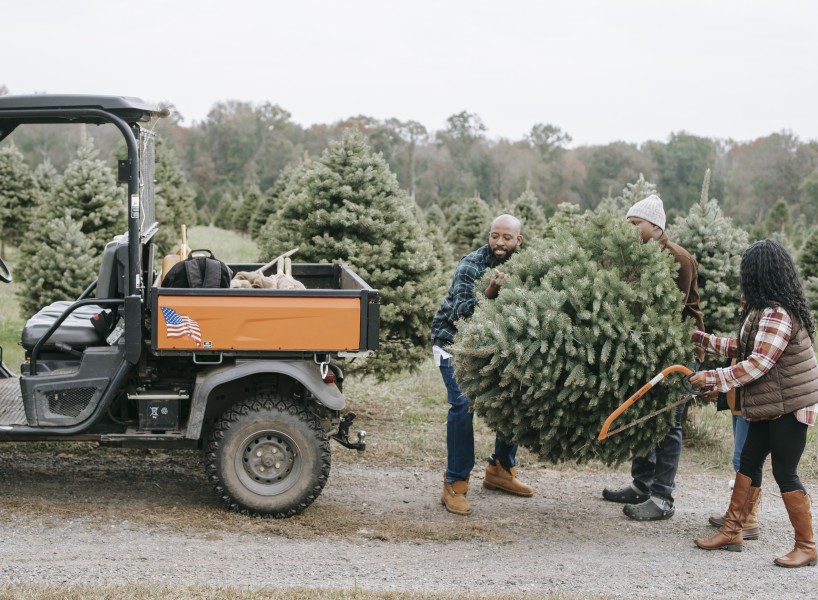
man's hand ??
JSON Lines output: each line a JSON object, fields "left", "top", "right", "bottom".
{"left": 484, "top": 269, "right": 507, "bottom": 299}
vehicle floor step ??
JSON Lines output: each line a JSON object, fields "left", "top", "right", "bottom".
{"left": 0, "top": 377, "right": 26, "bottom": 426}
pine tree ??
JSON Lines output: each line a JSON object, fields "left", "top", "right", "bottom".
{"left": 800, "top": 168, "right": 818, "bottom": 222}
{"left": 213, "top": 191, "right": 237, "bottom": 231}
{"left": 747, "top": 218, "right": 767, "bottom": 243}
{"left": 765, "top": 199, "right": 792, "bottom": 237}
{"left": 233, "top": 185, "right": 263, "bottom": 235}
{"left": 34, "top": 158, "right": 59, "bottom": 194}
{"left": 257, "top": 130, "right": 447, "bottom": 377}
{"left": 250, "top": 164, "right": 299, "bottom": 241}
{"left": 424, "top": 203, "right": 448, "bottom": 234}
{"left": 804, "top": 276, "right": 818, "bottom": 329}
{"left": 415, "top": 203, "right": 454, "bottom": 270}
{"left": 672, "top": 170, "right": 748, "bottom": 337}
{"left": 17, "top": 211, "right": 98, "bottom": 317}
{"left": 451, "top": 212, "right": 693, "bottom": 465}
{"left": 769, "top": 230, "right": 797, "bottom": 257}
{"left": 0, "top": 142, "right": 41, "bottom": 255}
{"left": 448, "top": 194, "right": 491, "bottom": 259}
{"left": 541, "top": 202, "right": 585, "bottom": 239}
{"left": 799, "top": 227, "right": 818, "bottom": 280}
{"left": 51, "top": 134, "right": 124, "bottom": 250}
{"left": 595, "top": 173, "right": 657, "bottom": 218}
{"left": 414, "top": 203, "right": 456, "bottom": 273}
{"left": 789, "top": 214, "right": 810, "bottom": 252}
{"left": 154, "top": 141, "right": 197, "bottom": 254}
{"left": 510, "top": 187, "right": 547, "bottom": 239}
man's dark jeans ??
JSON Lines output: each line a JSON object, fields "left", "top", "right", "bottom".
{"left": 631, "top": 402, "right": 685, "bottom": 504}
{"left": 630, "top": 360, "right": 699, "bottom": 504}
{"left": 439, "top": 357, "right": 517, "bottom": 482}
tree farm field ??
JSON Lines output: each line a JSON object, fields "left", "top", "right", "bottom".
{"left": 1, "top": 230, "right": 818, "bottom": 599}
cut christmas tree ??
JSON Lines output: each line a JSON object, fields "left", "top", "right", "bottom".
{"left": 451, "top": 211, "right": 694, "bottom": 465}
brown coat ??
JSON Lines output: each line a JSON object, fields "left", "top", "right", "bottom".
{"left": 738, "top": 309, "right": 818, "bottom": 420}
{"left": 658, "top": 234, "right": 705, "bottom": 361}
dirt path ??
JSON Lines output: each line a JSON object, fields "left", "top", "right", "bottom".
{"left": 0, "top": 446, "right": 814, "bottom": 598}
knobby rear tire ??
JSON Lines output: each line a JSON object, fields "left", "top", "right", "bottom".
{"left": 204, "top": 394, "right": 331, "bottom": 518}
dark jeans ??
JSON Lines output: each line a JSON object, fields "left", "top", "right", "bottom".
{"left": 629, "top": 361, "right": 701, "bottom": 504}
{"left": 739, "top": 412, "right": 808, "bottom": 494}
{"left": 631, "top": 403, "right": 685, "bottom": 504}
{"left": 439, "top": 357, "right": 517, "bottom": 482}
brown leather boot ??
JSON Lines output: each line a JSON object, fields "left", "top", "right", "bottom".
{"left": 483, "top": 459, "right": 533, "bottom": 497}
{"left": 709, "top": 489, "right": 761, "bottom": 540}
{"left": 696, "top": 472, "right": 760, "bottom": 552}
{"left": 774, "top": 490, "right": 818, "bottom": 568}
{"left": 442, "top": 477, "right": 471, "bottom": 515}
{"left": 742, "top": 492, "right": 761, "bottom": 540}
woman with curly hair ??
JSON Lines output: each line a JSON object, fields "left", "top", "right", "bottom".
{"left": 689, "top": 239, "right": 818, "bottom": 567}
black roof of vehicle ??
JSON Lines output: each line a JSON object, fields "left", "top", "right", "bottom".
{"left": 0, "top": 94, "right": 163, "bottom": 124}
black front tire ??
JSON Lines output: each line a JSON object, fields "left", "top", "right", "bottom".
{"left": 205, "top": 394, "right": 331, "bottom": 518}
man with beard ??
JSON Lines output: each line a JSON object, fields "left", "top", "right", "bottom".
{"left": 432, "top": 214, "right": 533, "bottom": 516}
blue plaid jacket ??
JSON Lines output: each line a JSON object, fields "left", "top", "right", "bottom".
{"left": 431, "top": 244, "right": 500, "bottom": 349}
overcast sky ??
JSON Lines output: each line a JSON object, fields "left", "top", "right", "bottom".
{"left": 3, "top": 0, "right": 816, "bottom": 146}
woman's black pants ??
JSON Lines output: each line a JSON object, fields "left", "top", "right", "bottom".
{"left": 739, "top": 412, "right": 808, "bottom": 493}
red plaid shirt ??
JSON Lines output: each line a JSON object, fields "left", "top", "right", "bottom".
{"left": 692, "top": 307, "right": 818, "bottom": 425}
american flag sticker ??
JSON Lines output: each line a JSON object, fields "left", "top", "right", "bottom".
{"left": 161, "top": 307, "right": 202, "bottom": 346}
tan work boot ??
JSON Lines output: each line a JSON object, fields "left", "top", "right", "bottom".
{"left": 442, "top": 477, "right": 471, "bottom": 515}
{"left": 483, "top": 458, "right": 533, "bottom": 497}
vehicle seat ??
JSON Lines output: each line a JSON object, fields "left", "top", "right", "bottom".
{"left": 21, "top": 302, "right": 107, "bottom": 349}
{"left": 20, "top": 234, "right": 129, "bottom": 350}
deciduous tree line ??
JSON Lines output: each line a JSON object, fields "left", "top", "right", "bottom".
{"left": 2, "top": 93, "right": 816, "bottom": 237}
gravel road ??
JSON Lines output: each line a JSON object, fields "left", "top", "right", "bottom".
{"left": 0, "top": 445, "right": 815, "bottom": 598}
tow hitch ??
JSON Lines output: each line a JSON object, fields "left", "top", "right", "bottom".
{"left": 332, "top": 412, "right": 366, "bottom": 452}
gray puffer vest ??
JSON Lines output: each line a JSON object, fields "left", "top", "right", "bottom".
{"left": 739, "top": 308, "right": 818, "bottom": 420}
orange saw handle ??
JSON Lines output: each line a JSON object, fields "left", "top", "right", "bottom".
{"left": 597, "top": 365, "right": 693, "bottom": 441}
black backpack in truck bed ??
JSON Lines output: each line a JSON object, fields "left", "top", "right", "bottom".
{"left": 161, "top": 250, "right": 232, "bottom": 288}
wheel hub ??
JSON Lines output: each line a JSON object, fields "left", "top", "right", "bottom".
{"left": 235, "top": 430, "right": 303, "bottom": 495}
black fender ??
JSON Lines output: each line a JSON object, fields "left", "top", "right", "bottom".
{"left": 185, "top": 359, "right": 343, "bottom": 440}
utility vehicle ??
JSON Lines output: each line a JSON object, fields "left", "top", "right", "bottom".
{"left": 0, "top": 95, "right": 379, "bottom": 517}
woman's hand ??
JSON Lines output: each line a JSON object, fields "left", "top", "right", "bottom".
{"left": 688, "top": 371, "right": 708, "bottom": 389}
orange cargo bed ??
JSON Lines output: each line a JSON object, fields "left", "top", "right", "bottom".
{"left": 150, "top": 263, "right": 379, "bottom": 356}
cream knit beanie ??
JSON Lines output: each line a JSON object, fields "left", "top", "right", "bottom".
{"left": 626, "top": 194, "right": 666, "bottom": 230}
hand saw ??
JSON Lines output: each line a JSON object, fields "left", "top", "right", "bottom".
{"left": 597, "top": 364, "right": 712, "bottom": 441}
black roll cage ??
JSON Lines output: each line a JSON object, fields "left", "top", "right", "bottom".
{"left": 0, "top": 95, "right": 164, "bottom": 296}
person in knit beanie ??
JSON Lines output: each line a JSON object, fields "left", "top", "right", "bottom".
{"left": 602, "top": 194, "right": 705, "bottom": 521}
{"left": 626, "top": 194, "right": 666, "bottom": 241}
